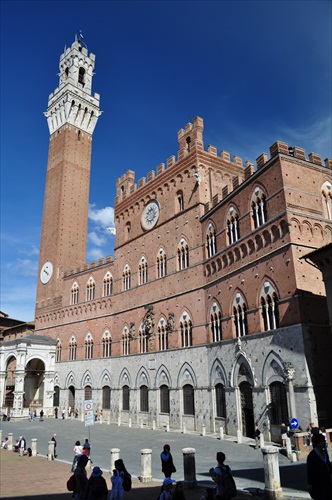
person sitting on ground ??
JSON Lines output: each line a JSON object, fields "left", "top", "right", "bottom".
{"left": 253, "top": 422, "right": 261, "bottom": 449}
{"left": 2, "top": 437, "right": 9, "bottom": 449}
{"left": 13, "top": 439, "right": 19, "bottom": 452}
{"left": 85, "top": 466, "right": 108, "bottom": 500}
{"left": 71, "top": 440, "right": 83, "bottom": 472}
{"left": 160, "top": 478, "right": 176, "bottom": 500}
{"left": 74, "top": 455, "right": 89, "bottom": 500}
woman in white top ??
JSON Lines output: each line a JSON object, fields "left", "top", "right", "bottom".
{"left": 71, "top": 440, "right": 83, "bottom": 472}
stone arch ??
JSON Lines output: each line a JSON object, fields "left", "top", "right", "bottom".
{"left": 262, "top": 351, "right": 286, "bottom": 386}
{"left": 81, "top": 370, "right": 94, "bottom": 388}
{"left": 99, "top": 369, "right": 112, "bottom": 388}
{"left": 118, "top": 368, "right": 132, "bottom": 388}
{"left": 210, "top": 359, "right": 228, "bottom": 386}
{"left": 155, "top": 364, "right": 172, "bottom": 388}
{"left": 231, "top": 353, "right": 256, "bottom": 388}
{"left": 65, "top": 371, "right": 77, "bottom": 388}
{"left": 136, "top": 366, "right": 151, "bottom": 388}
{"left": 177, "top": 362, "right": 197, "bottom": 387}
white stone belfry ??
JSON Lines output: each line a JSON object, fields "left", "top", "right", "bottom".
{"left": 44, "top": 39, "right": 101, "bottom": 135}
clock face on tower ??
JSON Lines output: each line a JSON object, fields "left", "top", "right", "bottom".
{"left": 40, "top": 261, "right": 53, "bottom": 284}
{"left": 141, "top": 200, "right": 160, "bottom": 230}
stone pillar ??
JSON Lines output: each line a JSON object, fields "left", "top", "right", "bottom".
{"left": 166, "top": 423, "right": 170, "bottom": 432}
{"left": 140, "top": 448, "right": 152, "bottom": 483}
{"left": 219, "top": 427, "right": 224, "bottom": 440}
{"left": 110, "top": 448, "right": 120, "bottom": 472}
{"left": 31, "top": 438, "right": 37, "bottom": 457}
{"left": 260, "top": 432, "right": 265, "bottom": 448}
{"left": 48, "top": 440, "right": 55, "bottom": 461}
{"left": 261, "top": 446, "right": 283, "bottom": 499}
{"left": 117, "top": 415, "right": 121, "bottom": 426}
{"left": 128, "top": 418, "right": 132, "bottom": 428}
{"left": 182, "top": 448, "right": 197, "bottom": 490}
{"left": 152, "top": 420, "right": 156, "bottom": 430}
{"left": 284, "top": 363, "right": 296, "bottom": 420}
{"left": 201, "top": 424, "right": 206, "bottom": 437}
{"left": 139, "top": 417, "right": 143, "bottom": 429}
{"left": 8, "top": 433, "right": 13, "bottom": 451}
{"left": 237, "top": 429, "right": 242, "bottom": 443}
{"left": 182, "top": 423, "right": 186, "bottom": 434}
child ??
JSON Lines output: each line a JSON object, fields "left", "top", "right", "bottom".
{"left": 160, "top": 478, "right": 176, "bottom": 499}
{"left": 110, "top": 458, "right": 129, "bottom": 500}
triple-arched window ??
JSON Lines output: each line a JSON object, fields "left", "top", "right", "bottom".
{"left": 178, "top": 239, "right": 189, "bottom": 270}
{"left": 206, "top": 223, "right": 217, "bottom": 258}
{"left": 252, "top": 187, "right": 268, "bottom": 229}
{"left": 260, "top": 281, "right": 279, "bottom": 331}
{"left": 210, "top": 302, "right": 222, "bottom": 342}
{"left": 233, "top": 292, "right": 248, "bottom": 337}
{"left": 227, "top": 207, "right": 240, "bottom": 244}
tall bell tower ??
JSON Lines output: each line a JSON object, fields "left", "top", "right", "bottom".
{"left": 35, "top": 37, "right": 101, "bottom": 316}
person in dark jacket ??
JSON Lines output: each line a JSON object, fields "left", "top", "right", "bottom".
{"left": 307, "top": 433, "right": 332, "bottom": 500}
{"left": 74, "top": 455, "right": 88, "bottom": 500}
{"left": 160, "top": 444, "right": 176, "bottom": 478}
{"left": 85, "top": 466, "right": 108, "bottom": 500}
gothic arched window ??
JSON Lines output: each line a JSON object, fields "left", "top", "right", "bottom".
{"left": 123, "top": 265, "right": 131, "bottom": 291}
{"left": 103, "top": 272, "right": 113, "bottom": 297}
{"left": 206, "top": 223, "right": 217, "bottom": 258}
{"left": 233, "top": 293, "right": 248, "bottom": 337}
{"left": 102, "top": 331, "right": 112, "bottom": 358}
{"left": 210, "top": 302, "right": 222, "bottom": 342}
{"left": 178, "top": 239, "right": 189, "bottom": 270}
{"left": 252, "top": 187, "right": 268, "bottom": 229}
{"left": 157, "top": 248, "right": 167, "bottom": 278}
{"left": 180, "top": 312, "right": 192, "bottom": 347}
{"left": 86, "top": 278, "right": 95, "bottom": 301}
{"left": 227, "top": 207, "right": 240, "bottom": 244}
{"left": 139, "top": 257, "right": 148, "bottom": 285}
{"left": 261, "top": 281, "right": 279, "bottom": 331}
{"left": 85, "top": 333, "right": 93, "bottom": 359}
{"left": 71, "top": 282, "right": 79, "bottom": 305}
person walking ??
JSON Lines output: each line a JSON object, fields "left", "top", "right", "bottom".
{"left": 71, "top": 440, "right": 83, "bottom": 472}
{"left": 161, "top": 444, "right": 176, "bottom": 478}
{"left": 62, "top": 408, "right": 65, "bottom": 419}
{"left": 54, "top": 407, "right": 58, "bottom": 419}
{"left": 210, "top": 451, "right": 236, "bottom": 500}
{"left": 253, "top": 422, "right": 261, "bottom": 449}
{"left": 39, "top": 409, "right": 44, "bottom": 421}
{"left": 307, "top": 433, "right": 332, "bottom": 500}
{"left": 280, "top": 423, "right": 288, "bottom": 448}
{"left": 85, "top": 466, "right": 108, "bottom": 500}
{"left": 74, "top": 455, "right": 89, "bottom": 500}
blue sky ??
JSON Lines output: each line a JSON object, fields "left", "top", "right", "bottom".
{"left": 1, "top": 0, "right": 331, "bottom": 322}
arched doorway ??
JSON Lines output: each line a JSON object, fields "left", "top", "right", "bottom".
{"left": 24, "top": 359, "right": 45, "bottom": 408}
{"left": 240, "top": 381, "right": 255, "bottom": 437}
{"left": 53, "top": 386, "right": 60, "bottom": 407}
{"left": 68, "top": 386, "right": 75, "bottom": 410}
{"left": 5, "top": 356, "right": 16, "bottom": 408}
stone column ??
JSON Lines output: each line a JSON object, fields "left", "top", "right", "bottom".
{"left": 219, "top": 427, "right": 224, "bottom": 440}
{"left": 128, "top": 418, "right": 132, "bottom": 428}
{"left": 237, "top": 429, "right": 242, "bottom": 443}
{"left": 110, "top": 448, "right": 120, "bottom": 472}
{"left": 166, "top": 423, "right": 170, "bottom": 432}
{"left": 283, "top": 362, "right": 296, "bottom": 420}
{"left": 182, "top": 448, "right": 197, "bottom": 490}
{"left": 201, "top": 424, "right": 206, "bottom": 437}
{"left": 48, "top": 440, "right": 55, "bottom": 461}
{"left": 261, "top": 446, "right": 283, "bottom": 499}
{"left": 260, "top": 432, "right": 265, "bottom": 449}
{"left": 140, "top": 448, "right": 152, "bottom": 483}
{"left": 31, "top": 438, "right": 37, "bottom": 456}
{"left": 8, "top": 433, "right": 13, "bottom": 451}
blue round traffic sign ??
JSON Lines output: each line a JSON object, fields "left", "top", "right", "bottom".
{"left": 290, "top": 418, "right": 299, "bottom": 429}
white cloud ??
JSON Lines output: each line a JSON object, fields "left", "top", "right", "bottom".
{"left": 88, "top": 204, "right": 114, "bottom": 227}
{"left": 87, "top": 247, "right": 106, "bottom": 261}
{"left": 88, "top": 231, "right": 107, "bottom": 247}
{"left": 280, "top": 116, "right": 332, "bottom": 159}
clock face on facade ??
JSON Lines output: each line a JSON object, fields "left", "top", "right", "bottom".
{"left": 141, "top": 200, "right": 160, "bottom": 230}
{"left": 40, "top": 261, "right": 53, "bottom": 284}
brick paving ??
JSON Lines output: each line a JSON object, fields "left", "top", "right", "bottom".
{"left": 0, "top": 449, "right": 253, "bottom": 500}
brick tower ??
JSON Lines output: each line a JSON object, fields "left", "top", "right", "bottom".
{"left": 35, "top": 37, "right": 101, "bottom": 316}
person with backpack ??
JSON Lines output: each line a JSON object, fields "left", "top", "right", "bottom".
{"left": 73, "top": 455, "right": 89, "bottom": 500}
{"left": 210, "top": 452, "right": 236, "bottom": 500}
{"left": 85, "top": 466, "right": 108, "bottom": 500}
{"left": 110, "top": 458, "right": 131, "bottom": 499}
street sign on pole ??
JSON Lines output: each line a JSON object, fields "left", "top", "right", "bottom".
{"left": 290, "top": 417, "right": 299, "bottom": 430}
{"left": 84, "top": 400, "right": 94, "bottom": 427}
